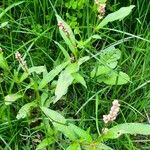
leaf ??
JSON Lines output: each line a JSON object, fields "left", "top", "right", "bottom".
{"left": 97, "top": 5, "right": 135, "bottom": 29}
{"left": 54, "top": 70, "right": 74, "bottom": 103}
{"left": 41, "top": 107, "right": 77, "bottom": 140}
{"left": 53, "top": 123, "right": 77, "bottom": 140}
{"left": 72, "top": 73, "right": 87, "bottom": 88}
{"left": 68, "top": 123, "right": 92, "bottom": 142}
{"left": 29, "top": 66, "right": 46, "bottom": 74}
{"left": 41, "top": 92, "right": 49, "bottom": 106}
{"left": 102, "top": 123, "right": 150, "bottom": 140}
{"left": 95, "top": 143, "right": 114, "bottom": 150}
{"left": 54, "top": 41, "right": 70, "bottom": 60}
{"left": 41, "top": 107, "right": 66, "bottom": 124}
{"left": 91, "top": 35, "right": 102, "bottom": 40}
{"left": 78, "top": 56, "right": 90, "bottom": 66}
{"left": 5, "top": 93, "right": 23, "bottom": 105}
{"left": 56, "top": 14, "right": 77, "bottom": 56}
{"left": 103, "top": 71, "right": 130, "bottom": 85}
{"left": 0, "top": 1, "right": 24, "bottom": 19}
{"left": 65, "top": 63, "right": 79, "bottom": 74}
{"left": 83, "top": 143, "right": 113, "bottom": 150}
{"left": 20, "top": 66, "right": 46, "bottom": 82}
{"left": 91, "top": 66, "right": 111, "bottom": 78}
{"left": 91, "top": 47, "right": 120, "bottom": 78}
{"left": 66, "top": 143, "right": 81, "bottom": 150}
{"left": 0, "top": 22, "right": 8, "bottom": 28}
{"left": 0, "top": 51, "right": 9, "bottom": 70}
{"left": 38, "top": 61, "right": 69, "bottom": 89}
{"left": 16, "top": 102, "right": 37, "bottom": 119}
{"left": 36, "top": 137, "right": 54, "bottom": 150}
{"left": 100, "top": 47, "right": 121, "bottom": 69}
{"left": 81, "top": 35, "right": 101, "bottom": 47}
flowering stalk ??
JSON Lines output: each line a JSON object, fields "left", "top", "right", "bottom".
{"left": 103, "top": 100, "right": 120, "bottom": 124}
{"left": 15, "top": 51, "right": 28, "bottom": 72}
{"left": 95, "top": 0, "right": 106, "bottom": 19}
{"left": 58, "top": 21, "right": 70, "bottom": 37}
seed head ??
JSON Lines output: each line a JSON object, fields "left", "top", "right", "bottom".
{"left": 58, "top": 21, "right": 70, "bottom": 36}
{"left": 103, "top": 100, "right": 120, "bottom": 124}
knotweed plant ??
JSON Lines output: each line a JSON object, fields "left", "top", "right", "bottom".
{"left": 1, "top": 1, "right": 150, "bottom": 150}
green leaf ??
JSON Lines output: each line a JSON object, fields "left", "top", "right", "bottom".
{"left": 41, "top": 107, "right": 77, "bottom": 140}
{"left": 29, "top": 66, "right": 46, "bottom": 74}
{"left": 78, "top": 56, "right": 90, "bottom": 66}
{"left": 54, "top": 56, "right": 89, "bottom": 103}
{"left": 36, "top": 137, "right": 54, "bottom": 150}
{"left": 0, "top": 22, "right": 8, "bottom": 28}
{"left": 100, "top": 47, "right": 121, "bottom": 69}
{"left": 54, "top": 41, "right": 70, "bottom": 60}
{"left": 83, "top": 143, "right": 113, "bottom": 150}
{"left": 54, "top": 70, "right": 74, "bottom": 103}
{"left": 0, "top": 1, "right": 24, "bottom": 19}
{"left": 97, "top": 5, "right": 135, "bottom": 29}
{"left": 65, "top": 63, "right": 79, "bottom": 73}
{"left": 41, "top": 91, "right": 49, "bottom": 106}
{"left": 53, "top": 123, "right": 77, "bottom": 140}
{"left": 102, "top": 123, "right": 150, "bottom": 140}
{"left": 20, "top": 66, "right": 46, "bottom": 82}
{"left": 41, "top": 107, "right": 66, "bottom": 124}
{"left": 103, "top": 71, "right": 130, "bottom": 85}
{"left": 68, "top": 123, "right": 92, "bottom": 142}
{"left": 0, "top": 51, "right": 9, "bottom": 70}
{"left": 81, "top": 35, "right": 101, "bottom": 47}
{"left": 91, "top": 66, "right": 111, "bottom": 78}
{"left": 54, "top": 63, "right": 80, "bottom": 103}
{"left": 56, "top": 14, "right": 77, "bottom": 57}
{"left": 5, "top": 93, "right": 23, "bottom": 105}
{"left": 39, "top": 61, "right": 69, "bottom": 89}
{"left": 16, "top": 102, "right": 37, "bottom": 119}
{"left": 72, "top": 73, "right": 87, "bottom": 88}
{"left": 95, "top": 143, "right": 114, "bottom": 150}
{"left": 66, "top": 143, "right": 81, "bottom": 150}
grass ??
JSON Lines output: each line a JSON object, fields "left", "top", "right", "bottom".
{"left": 0, "top": 0, "right": 150, "bottom": 149}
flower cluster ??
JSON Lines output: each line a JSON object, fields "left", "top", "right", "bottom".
{"left": 95, "top": 0, "right": 106, "bottom": 19}
{"left": 15, "top": 51, "right": 28, "bottom": 72}
{"left": 103, "top": 100, "right": 120, "bottom": 124}
{"left": 58, "top": 21, "right": 70, "bottom": 36}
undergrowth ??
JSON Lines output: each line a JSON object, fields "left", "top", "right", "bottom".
{"left": 0, "top": 0, "right": 150, "bottom": 149}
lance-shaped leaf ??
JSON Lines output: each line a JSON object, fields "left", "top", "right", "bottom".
{"left": 39, "top": 61, "right": 69, "bottom": 89}
{"left": 41, "top": 107, "right": 77, "bottom": 140}
{"left": 66, "top": 143, "right": 81, "bottom": 150}
{"left": 56, "top": 14, "right": 78, "bottom": 57}
{"left": 54, "top": 70, "right": 74, "bottom": 103}
{"left": 68, "top": 123, "right": 92, "bottom": 142}
{"left": 0, "top": 22, "right": 8, "bottom": 28}
{"left": 54, "top": 41, "right": 70, "bottom": 60}
{"left": 20, "top": 66, "right": 47, "bottom": 82}
{"left": 0, "top": 51, "right": 9, "bottom": 70}
{"left": 5, "top": 93, "right": 23, "bottom": 105}
{"left": 16, "top": 101, "right": 37, "bottom": 119}
{"left": 102, "top": 123, "right": 150, "bottom": 140}
{"left": 97, "top": 5, "right": 135, "bottom": 29}
{"left": 36, "top": 137, "right": 55, "bottom": 150}
{"left": 72, "top": 73, "right": 87, "bottom": 88}
{"left": 41, "top": 107, "right": 66, "bottom": 124}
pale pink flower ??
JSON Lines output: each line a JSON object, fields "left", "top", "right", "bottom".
{"left": 15, "top": 51, "right": 28, "bottom": 72}
{"left": 103, "top": 100, "right": 120, "bottom": 124}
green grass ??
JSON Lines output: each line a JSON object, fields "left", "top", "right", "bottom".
{"left": 0, "top": 0, "right": 150, "bottom": 149}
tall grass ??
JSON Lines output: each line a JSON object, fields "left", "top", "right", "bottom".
{"left": 0, "top": 0, "right": 150, "bottom": 149}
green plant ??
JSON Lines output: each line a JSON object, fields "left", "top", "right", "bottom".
{"left": 1, "top": 1, "right": 150, "bottom": 149}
